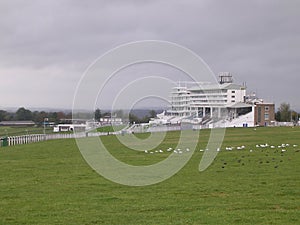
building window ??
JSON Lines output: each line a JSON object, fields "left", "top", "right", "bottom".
{"left": 265, "top": 106, "right": 269, "bottom": 111}
{"left": 264, "top": 113, "right": 269, "bottom": 120}
{"left": 232, "top": 91, "right": 235, "bottom": 93}
{"left": 232, "top": 95, "right": 235, "bottom": 98}
{"left": 231, "top": 100, "right": 235, "bottom": 102}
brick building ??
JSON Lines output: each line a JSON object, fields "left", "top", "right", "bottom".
{"left": 254, "top": 103, "right": 275, "bottom": 126}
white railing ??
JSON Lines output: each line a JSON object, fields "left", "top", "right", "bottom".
{"left": 1, "top": 133, "right": 86, "bottom": 147}
{"left": 0, "top": 123, "right": 199, "bottom": 148}
{"left": 0, "top": 130, "right": 128, "bottom": 147}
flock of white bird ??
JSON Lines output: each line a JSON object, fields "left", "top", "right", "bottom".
{"left": 207, "top": 143, "right": 298, "bottom": 153}
{"left": 144, "top": 147, "right": 191, "bottom": 154}
{"left": 144, "top": 143, "right": 298, "bottom": 154}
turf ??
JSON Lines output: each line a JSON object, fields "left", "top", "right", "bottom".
{"left": 95, "top": 125, "right": 126, "bottom": 133}
{"left": 0, "top": 126, "right": 54, "bottom": 137}
{"left": 0, "top": 127, "right": 299, "bottom": 224}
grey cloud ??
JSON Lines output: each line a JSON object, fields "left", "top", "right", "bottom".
{"left": 0, "top": 0, "right": 299, "bottom": 109}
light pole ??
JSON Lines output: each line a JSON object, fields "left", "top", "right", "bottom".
{"left": 44, "top": 118, "right": 48, "bottom": 135}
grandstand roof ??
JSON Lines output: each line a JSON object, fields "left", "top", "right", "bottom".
{"left": 188, "top": 82, "right": 245, "bottom": 91}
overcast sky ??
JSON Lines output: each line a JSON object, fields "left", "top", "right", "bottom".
{"left": 0, "top": 0, "right": 299, "bottom": 111}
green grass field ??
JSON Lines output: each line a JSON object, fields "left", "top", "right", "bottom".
{"left": 95, "top": 125, "right": 127, "bottom": 133}
{"left": 0, "top": 127, "right": 299, "bottom": 224}
{"left": 0, "top": 126, "right": 54, "bottom": 137}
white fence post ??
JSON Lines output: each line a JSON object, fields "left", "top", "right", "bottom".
{"left": 4, "top": 130, "right": 91, "bottom": 147}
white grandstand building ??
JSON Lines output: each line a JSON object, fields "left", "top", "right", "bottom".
{"left": 149, "top": 73, "right": 274, "bottom": 128}
{"left": 168, "top": 73, "right": 246, "bottom": 118}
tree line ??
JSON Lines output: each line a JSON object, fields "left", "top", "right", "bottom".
{"left": 94, "top": 108, "right": 157, "bottom": 124}
{"left": 0, "top": 107, "right": 72, "bottom": 125}
{"left": 275, "top": 103, "right": 299, "bottom": 122}
{"left": 0, "top": 107, "right": 158, "bottom": 125}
